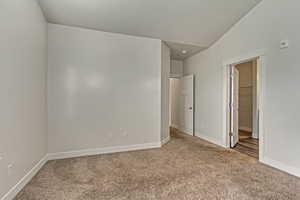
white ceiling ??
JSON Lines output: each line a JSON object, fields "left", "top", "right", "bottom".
{"left": 38, "top": 0, "right": 262, "bottom": 59}
{"left": 166, "top": 42, "right": 207, "bottom": 60}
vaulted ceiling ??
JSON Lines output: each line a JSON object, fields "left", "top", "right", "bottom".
{"left": 38, "top": 0, "right": 262, "bottom": 59}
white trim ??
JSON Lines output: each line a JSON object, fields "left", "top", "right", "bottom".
{"left": 252, "top": 60, "right": 259, "bottom": 140}
{"left": 1, "top": 142, "right": 164, "bottom": 200}
{"left": 47, "top": 142, "right": 162, "bottom": 160}
{"left": 1, "top": 142, "right": 165, "bottom": 200}
{"left": 261, "top": 157, "right": 300, "bottom": 178}
{"left": 222, "top": 50, "right": 266, "bottom": 159}
{"left": 222, "top": 64, "right": 231, "bottom": 148}
{"left": 239, "top": 126, "right": 252, "bottom": 132}
{"left": 161, "top": 136, "right": 171, "bottom": 146}
{"left": 169, "top": 73, "right": 182, "bottom": 78}
{"left": 1, "top": 155, "right": 48, "bottom": 200}
{"left": 222, "top": 49, "right": 265, "bottom": 66}
{"left": 257, "top": 55, "right": 266, "bottom": 161}
{"left": 195, "top": 132, "right": 226, "bottom": 148}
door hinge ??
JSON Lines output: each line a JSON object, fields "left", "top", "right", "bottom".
{"left": 229, "top": 132, "right": 233, "bottom": 136}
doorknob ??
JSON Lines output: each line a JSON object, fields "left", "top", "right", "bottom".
{"left": 189, "top": 107, "right": 193, "bottom": 110}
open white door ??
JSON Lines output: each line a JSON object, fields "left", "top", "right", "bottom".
{"left": 231, "top": 67, "right": 239, "bottom": 147}
{"left": 179, "top": 75, "right": 194, "bottom": 136}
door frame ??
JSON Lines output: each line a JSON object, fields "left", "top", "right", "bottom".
{"left": 222, "top": 50, "right": 266, "bottom": 161}
{"left": 230, "top": 67, "right": 240, "bottom": 148}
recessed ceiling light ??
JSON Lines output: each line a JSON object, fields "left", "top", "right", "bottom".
{"left": 181, "top": 50, "right": 187, "bottom": 54}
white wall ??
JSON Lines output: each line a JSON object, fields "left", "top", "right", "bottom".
{"left": 48, "top": 24, "right": 162, "bottom": 154}
{"left": 0, "top": 0, "right": 48, "bottom": 198}
{"left": 184, "top": 0, "right": 300, "bottom": 176}
{"left": 170, "top": 60, "right": 183, "bottom": 78}
{"left": 161, "top": 42, "right": 170, "bottom": 141}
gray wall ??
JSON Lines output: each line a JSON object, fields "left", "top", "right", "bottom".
{"left": 161, "top": 42, "right": 171, "bottom": 141}
{"left": 47, "top": 24, "right": 162, "bottom": 154}
{"left": 0, "top": 0, "right": 48, "bottom": 198}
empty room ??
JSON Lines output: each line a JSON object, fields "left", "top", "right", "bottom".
{"left": 1, "top": 0, "right": 300, "bottom": 200}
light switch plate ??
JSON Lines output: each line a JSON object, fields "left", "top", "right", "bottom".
{"left": 280, "top": 40, "right": 289, "bottom": 49}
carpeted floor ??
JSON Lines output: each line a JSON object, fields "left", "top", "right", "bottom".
{"left": 15, "top": 130, "right": 300, "bottom": 200}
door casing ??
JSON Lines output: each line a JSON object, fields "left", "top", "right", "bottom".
{"left": 222, "top": 50, "right": 266, "bottom": 161}
{"left": 230, "top": 67, "right": 239, "bottom": 148}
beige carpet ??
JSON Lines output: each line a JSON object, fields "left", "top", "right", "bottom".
{"left": 15, "top": 130, "right": 300, "bottom": 200}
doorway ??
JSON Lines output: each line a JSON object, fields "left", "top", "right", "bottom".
{"left": 231, "top": 60, "right": 259, "bottom": 158}
{"left": 224, "top": 52, "right": 265, "bottom": 160}
{"left": 169, "top": 75, "right": 194, "bottom": 136}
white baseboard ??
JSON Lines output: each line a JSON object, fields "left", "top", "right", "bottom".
{"left": 161, "top": 136, "right": 170, "bottom": 146}
{"left": 1, "top": 155, "right": 48, "bottom": 200}
{"left": 4, "top": 142, "right": 299, "bottom": 200}
{"left": 239, "top": 126, "right": 252, "bottom": 132}
{"left": 1, "top": 142, "right": 163, "bottom": 200}
{"left": 47, "top": 142, "right": 162, "bottom": 160}
{"left": 260, "top": 157, "right": 300, "bottom": 178}
{"left": 195, "top": 133, "right": 300, "bottom": 178}
{"left": 195, "top": 132, "right": 226, "bottom": 148}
